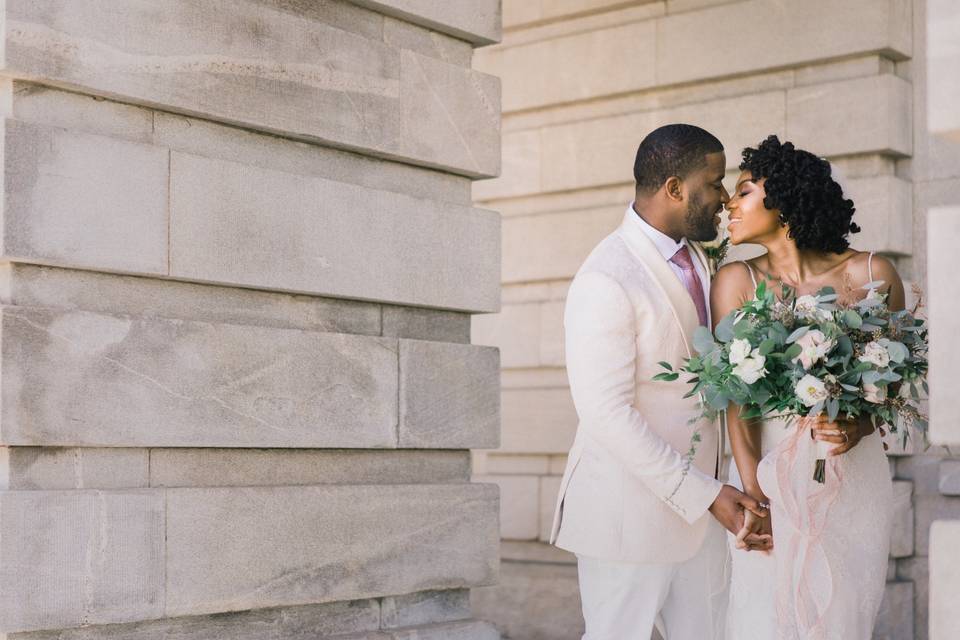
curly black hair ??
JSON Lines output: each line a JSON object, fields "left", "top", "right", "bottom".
{"left": 739, "top": 135, "right": 860, "bottom": 254}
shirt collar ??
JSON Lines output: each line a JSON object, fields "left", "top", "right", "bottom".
{"left": 626, "top": 203, "right": 688, "bottom": 262}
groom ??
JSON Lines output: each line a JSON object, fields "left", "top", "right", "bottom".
{"left": 548, "top": 124, "right": 760, "bottom": 639}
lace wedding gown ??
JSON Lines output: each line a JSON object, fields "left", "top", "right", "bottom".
{"left": 725, "top": 259, "right": 894, "bottom": 640}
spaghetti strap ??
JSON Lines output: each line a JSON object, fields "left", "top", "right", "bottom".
{"left": 867, "top": 251, "right": 875, "bottom": 283}
{"left": 742, "top": 261, "right": 758, "bottom": 289}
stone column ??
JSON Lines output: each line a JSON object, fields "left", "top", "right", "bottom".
{"left": 0, "top": 1, "right": 503, "bottom": 638}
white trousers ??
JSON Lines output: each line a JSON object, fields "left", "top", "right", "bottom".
{"left": 576, "top": 519, "right": 729, "bottom": 640}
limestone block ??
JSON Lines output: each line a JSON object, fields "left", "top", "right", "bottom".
{"left": 502, "top": 207, "right": 625, "bottom": 283}
{"left": 939, "top": 460, "right": 960, "bottom": 495}
{"left": 373, "top": 620, "right": 500, "bottom": 640}
{"left": 381, "top": 307, "right": 470, "bottom": 343}
{"left": 482, "top": 454, "right": 551, "bottom": 475}
{"left": 1, "top": 447, "right": 148, "bottom": 490}
{"left": 164, "top": 484, "right": 499, "bottom": 616}
{"left": 846, "top": 176, "right": 913, "bottom": 255}
{"left": 472, "top": 304, "right": 541, "bottom": 369}
{"left": 873, "top": 581, "right": 914, "bottom": 640}
{"left": 666, "top": 0, "right": 739, "bottom": 13}
{"left": 895, "top": 450, "right": 950, "bottom": 496}
{"left": 1, "top": 0, "right": 500, "bottom": 177}
{"left": 500, "top": 540, "right": 576, "bottom": 565}
{"left": 913, "top": 494, "right": 960, "bottom": 555}
{"left": 549, "top": 455, "right": 568, "bottom": 475}
{"left": 380, "top": 590, "right": 470, "bottom": 629}
{"left": 169, "top": 152, "right": 500, "bottom": 313}
{"left": 0, "top": 489, "right": 164, "bottom": 632}
{"left": 347, "top": 0, "right": 501, "bottom": 45}
{"left": 786, "top": 75, "right": 913, "bottom": 158}
{"left": 930, "top": 520, "right": 960, "bottom": 639}
{"left": 928, "top": 207, "right": 960, "bottom": 445}
{"left": 148, "top": 449, "right": 471, "bottom": 488}
{"left": 381, "top": 18, "right": 473, "bottom": 67}
{"left": 0, "top": 306, "right": 398, "bottom": 448}
{"left": 0, "top": 264, "right": 383, "bottom": 337}
{"left": 539, "top": 90, "right": 786, "bottom": 194}
{"left": 539, "top": 476, "right": 563, "bottom": 541}
{"left": 472, "top": 129, "right": 542, "bottom": 202}
{"left": 475, "top": 474, "right": 539, "bottom": 540}
{"left": 399, "top": 340, "right": 500, "bottom": 449}
{"left": 5, "top": 599, "right": 382, "bottom": 640}
{"left": 657, "top": 0, "right": 912, "bottom": 86}
{"left": 890, "top": 481, "right": 914, "bottom": 558}
{"left": 476, "top": 20, "right": 656, "bottom": 113}
{"left": 538, "top": 301, "right": 565, "bottom": 367}
{"left": 1, "top": 119, "right": 168, "bottom": 275}
{"left": 927, "top": 0, "right": 960, "bottom": 142}
{"left": 792, "top": 55, "right": 895, "bottom": 88}
{"left": 501, "top": 388, "right": 578, "bottom": 454}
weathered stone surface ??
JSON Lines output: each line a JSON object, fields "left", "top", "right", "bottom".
{"left": 939, "top": 459, "right": 960, "bottom": 495}
{"left": 786, "top": 75, "right": 913, "bottom": 158}
{"left": 399, "top": 340, "right": 500, "bottom": 449}
{"left": 334, "top": 620, "right": 501, "bottom": 640}
{"left": 1, "top": 447, "right": 149, "bottom": 490}
{"left": 0, "top": 307, "right": 398, "bottom": 448}
{"left": 382, "top": 17, "right": 474, "bottom": 67}
{"left": 501, "top": 388, "right": 578, "bottom": 454}
{"left": 149, "top": 449, "right": 471, "bottom": 487}
{"left": 913, "top": 494, "right": 960, "bottom": 555}
{"left": 480, "top": 453, "right": 551, "bottom": 476}
{"left": 873, "top": 581, "right": 914, "bottom": 640}
{"left": 472, "top": 304, "right": 542, "bottom": 369}
{"left": 475, "top": 474, "right": 539, "bottom": 540}
{"left": 930, "top": 520, "right": 960, "bottom": 639}
{"left": 1, "top": 0, "right": 500, "bottom": 177}
{"left": 847, "top": 176, "right": 913, "bottom": 255}
{"left": 657, "top": 0, "right": 912, "bottom": 86}
{"left": 164, "top": 484, "right": 499, "bottom": 616}
{"left": 380, "top": 590, "right": 471, "bottom": 629}
{"left": 929, "top": 207, "right": 960, "bottom": 446}
{"left": 0, "top": 489, "right": 164, "bottom": 632}
{"left": 169, "top": 152, "right": 500, "bottom": 313}
{"left": 381, "top": 306, "right": 471, "bottom": 343}
{"left": 890, "top": 481, "right": 915, "bottom": 558}
{"left": 6, "top": 599, "right": 382, "bottom": 639}
{"left": 350, "top": 0, "right": 501, "bottom": 45}
{"left": 0, "top": 264, "right": 383, "bottom": 337}
{"left": 1, "top": 119, "right": 168, "bottom": 275}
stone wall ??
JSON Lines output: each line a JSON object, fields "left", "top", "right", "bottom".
{"left": 0, "top": 1, "right": 503, "bottom": 638}
{"left": 470, "top": 1, "right": 960, "bottom": 638}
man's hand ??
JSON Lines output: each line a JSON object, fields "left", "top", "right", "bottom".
{"left": 810, "top": 414, "right": 878, "bottom": 456}
{"left": 709, "top": 484, "right": 767, "bottom": 537}
{"left": 735, "top": 509, "right": 773, "bottom": 553}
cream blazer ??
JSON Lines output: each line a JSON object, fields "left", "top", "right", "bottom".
{"left": 550, "top": 210, "right": 724, "bottom": 564}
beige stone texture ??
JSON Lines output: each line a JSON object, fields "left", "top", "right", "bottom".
{"left": 164, "top": 484, "right": 499, "bottom": 616}
{"left": 874, "top": 581, "right": 915, "bottom": 640}
{"left": 928, "top": 207, "right": 960, "bottom": 445}
{"left": 381, "top": 306, "right": 471, "bottom": 344}
{"left": 475, "top": 474, "right": 539, "bottom": 540}
{"left": 1, "top": 448, "right": 149, "bottom": 490}
{"left": 930, "top": 520, "right": 960, "bottom": 638}
{"left": 480, "top": 454, "right": 551, "bottom": 476}
{"left": 0, "top": 489, "right": 164, "bottom": 632}
{"left": 472, "top": 303, "right": 542, "bottom": 369}
{"left": 501, "top": 388, "right": 577, "bottom": 454}
{"left": 847, "top": 176, "right": 914, "bottom": 255}
{"left": 379, "top": 590, "right": 471, "bottom": 629}
{"left": 938, "top": 460, "right": 960, "bottom": 495}
{"left": 890, "top": 481, "right": 915, "bottom": 558}
{"left": 0, "top": 0, "right": 501, "bottom": 177}
{"left": 538, "top": 476, "right": 563, "bottom": 542}
{"left": 926, "top": 0, "right": 960, "bottom": 142}
{"left": 0, "top": 306, "right": 399, "bottom": 448}
{"left": 148, "top": 449, "right": 471, "bottom": 488}
{"left": 347, "top": 0, "right": 502, "bottom": 45}
{"left": 399, "top": 340, "right": 501, "bottom": 449}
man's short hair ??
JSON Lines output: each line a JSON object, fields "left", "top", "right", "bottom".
{"left": 633, "top": 124, "right": 724, "bottom": 194}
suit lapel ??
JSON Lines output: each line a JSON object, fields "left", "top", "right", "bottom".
{"left": 617, "top": 213, "right": 699, "bottom": 358}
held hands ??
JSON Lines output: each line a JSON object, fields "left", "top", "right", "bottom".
{"left": 709, "top": 485, "right": 770, "bottom": 551}
{"left": 735, "top": 507, "right": 773, "bottom": 553}
{"left": 810, "top": 414, "right": 877, "bottom": 456}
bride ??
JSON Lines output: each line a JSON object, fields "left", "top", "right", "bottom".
{"left": 711, "top": 135, "right": 901, "bottom": 639}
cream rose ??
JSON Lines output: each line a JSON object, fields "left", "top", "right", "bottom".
{"left": 863, "top": 382, "right": 887, "bottom": 404}
{"left": 859, "top": 341, "right": 891, "bottom": 368}
{"left": 792, "top": 329, "right": 835, "bottom": 370}
{"left": 796, "top": 374, "right": 829, "bottom": 407}
{"left": 794, "top": 295, "right": 832, "bottom": 322}
{"left": 733, "top": 349, "right": 767, "bottom": 384}
{"left": 729, "top": 338, "right": 752, "bottom": 365}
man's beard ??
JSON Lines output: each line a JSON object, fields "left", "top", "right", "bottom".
{"left": 685, "top": 193, "right": 719, "bottom": 242}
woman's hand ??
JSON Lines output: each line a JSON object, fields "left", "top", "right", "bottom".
{"left": 810, "top": 414, "right": 877, "bottom": 456}
{"left": 735, "top": 508, "right": 773, "bottom": 553}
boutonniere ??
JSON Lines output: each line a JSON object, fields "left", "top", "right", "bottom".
{"left": 698, "top": 236, "right": 730, "bottom": 277}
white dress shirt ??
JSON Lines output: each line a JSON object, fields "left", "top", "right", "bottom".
{"left": 628, "top": 203, "right": 710, "bottom": 325}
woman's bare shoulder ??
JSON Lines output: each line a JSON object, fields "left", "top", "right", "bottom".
{"left": 711, "top": 261, "right": 755, "bottom": 306}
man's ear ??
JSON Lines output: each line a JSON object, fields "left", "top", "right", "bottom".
{"left": 664, "top": 176, "right": 684, "bottom": 202}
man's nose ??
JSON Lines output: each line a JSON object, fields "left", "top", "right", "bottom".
{"left": 720, "top": 186, "right": 731, "bottom": 204}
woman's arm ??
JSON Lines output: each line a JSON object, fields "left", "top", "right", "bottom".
{"left": 710, "top": 263, "right": 769, "bottom": 503}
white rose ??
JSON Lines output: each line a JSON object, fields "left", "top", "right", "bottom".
{"left": 794, "top": 294, "right": 832, "bottom": 323}
{"left": 859, "top": 341, "right": 890, "bottom": 368}
{"left": 863, "top": 382, "right": 887, "bottom": 404}
{"left": 795, "top": 374, "right": 829, "bottom": 407}
{"left": 729, "top": 338, "right": 752, "bottom": 365}
{"left": 792, "top": 329, "right": 835, "bottom": 370}
{"left": 733, "top": 350, "right": 767, "bottom": 384}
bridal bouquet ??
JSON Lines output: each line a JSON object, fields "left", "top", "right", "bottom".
{"left": 655, "top": 279, "right": 928, "bottom": 482}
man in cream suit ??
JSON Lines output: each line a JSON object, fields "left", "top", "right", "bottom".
{"left": 550, "top": 124, "right": 766, "bottom": 639}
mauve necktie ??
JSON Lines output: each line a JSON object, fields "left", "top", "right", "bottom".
{"left": 669, "top": 245, "right": 708, "bottom": 326}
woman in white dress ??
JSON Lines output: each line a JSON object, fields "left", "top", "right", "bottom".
{"left": 711, "top": 136, "right": 902, "bottom": 640}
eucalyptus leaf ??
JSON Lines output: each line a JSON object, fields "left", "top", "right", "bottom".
{"left": 704, "top": 386, "right": 729, "bottom": 411}
{"left": 861, "top": 280, "right": 886, "bottom": 290}
{"left": 885, "top": 341, "right": 909, "bottom": 363}
{"left": 759, "top": 338, "right": 776, "bottom": 356}
{"left": 715, "top": 314, "right": 736, "bottom": 342}
{"left": 842, "top": 310, "right": 863, "bottom": 329}
{"left": 784, "top": 344, "right": 802, "bottom": 359}
{"left": 653, "top": 372, "right": 680, "bottom": 382}
{"left": 827, "top": 397, "right": 839, "bottom": 422}
{"left": 862, "top": 370, "right": 882, "bottom": 385}
{"left": 692, "top": 326, "right": 717, "bottom": 355}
